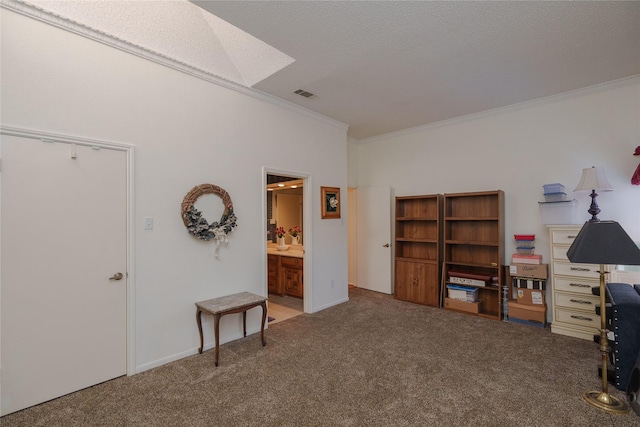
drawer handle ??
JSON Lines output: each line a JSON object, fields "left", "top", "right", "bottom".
{"left": 567, "top": 235, "right": 576, "bottom": 239}
{"left": 570, "top": 299, "right": 592, "bottom": 305}
{"left": 569, "top": 283, "right": 591, "bottom": 288}
{"left": 570, "top": 267, "right": 591, "bottom": 272}
{"left": 570, "top": 315, "right": 593, "bottom": 321}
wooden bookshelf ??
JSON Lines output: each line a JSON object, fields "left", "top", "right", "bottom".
{"left": 394, "top": 195, "right": 443, "bottom": 307}
{"left": 442, "top": 191, "right": 505, "bottom": 319}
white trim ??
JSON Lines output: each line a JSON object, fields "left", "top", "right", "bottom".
{"left": 0, "top": 125, "right": 137, "bottom": 376}
{"left": 313, "top": 296, "right": 349, "bottom": 312}
{"left": 355, "top": 74, "right": 640, "bottom": 145}
{"left": 262, "top": 167, "right": 312, "bottom": 314}
{"left": 0, "top": 0, "right": 348, "bottom": 134}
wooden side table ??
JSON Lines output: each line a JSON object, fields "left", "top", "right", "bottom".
{"left": 195, "top": 292, "right": 267, "bottom": 366}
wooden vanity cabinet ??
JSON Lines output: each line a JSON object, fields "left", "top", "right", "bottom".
{"left": 268, "top": 254, "right": 303, "bottom": 298}
{"left": 280, "top": 256, "right": 303, "bottom": 298}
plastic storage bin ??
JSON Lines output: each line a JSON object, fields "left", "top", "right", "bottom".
{"left": 543, "top": 192, "right": 567, "bottom": 202}
{"left": 515, "top": 240, "right": 535, "bottom": 248}
{"left": 539, "top": 200, "right": 576, "bottom": 225}
{"left": 516, "top": 246, "right": 536, "bottom": 255}
{"left": 514, "top": 234, "right": 535, "bottom": 241}
{"left": 543, "top": 183, "right": 565, "bottom": 194}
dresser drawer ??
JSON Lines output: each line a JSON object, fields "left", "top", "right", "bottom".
{"left": 553, "top": 276, "right": 598, "bottom": 295}
{"left": 553, "top": 261, "right": 601, "bottom": 280}
{"left": 554, "top": 291, "right": 600, "bottom": 311}
{"left": 552, "top": 246, "right": 569, "bottom": 260}
{"left": 551, "top": 229, "right": 582, "bottom": 245}
{"left": 555, "top": 307, "right": 600, "bottom": 329}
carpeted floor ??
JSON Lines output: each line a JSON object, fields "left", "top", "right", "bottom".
{"left": 2, "top": 288, "right": 638, "bottom": 426}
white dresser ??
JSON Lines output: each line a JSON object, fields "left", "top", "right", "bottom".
{"left": 548, "top": 225, "right": 603, "bottom": 341}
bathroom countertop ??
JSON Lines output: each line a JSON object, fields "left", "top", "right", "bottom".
{"left": 267, "top": 244, "right": 304, "bottom": 258}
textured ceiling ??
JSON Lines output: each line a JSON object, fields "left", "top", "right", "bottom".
{"left": 193, "top": 1, "right": 640, "bottom": 140}
{"left": 16, "top": 1, "right": 640, "bottom": 141}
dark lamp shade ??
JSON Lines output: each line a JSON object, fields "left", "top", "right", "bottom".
{"left": 567, "top": 221, "right": 640, "bottom": 265}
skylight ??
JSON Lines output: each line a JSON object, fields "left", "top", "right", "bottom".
{"left": 25, "top": 0, "right": 294, "bottom": 87}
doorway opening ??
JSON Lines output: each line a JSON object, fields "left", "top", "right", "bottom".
{"left": 265, "top": 172, "right": 307, "bottom": 324}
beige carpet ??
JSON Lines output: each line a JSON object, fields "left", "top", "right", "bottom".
{"left": 2, "top": 288, "right": 638, "bottom": 426}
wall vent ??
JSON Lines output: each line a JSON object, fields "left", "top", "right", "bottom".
{"left": 294, "top": 89, "right": 316, "bottom": 98}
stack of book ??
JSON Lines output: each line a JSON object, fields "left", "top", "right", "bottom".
{"left": 511, "top": 234, "right": 541, "bottom": 264}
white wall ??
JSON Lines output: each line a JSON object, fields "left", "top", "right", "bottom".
{"left": 1, "top": 10, "right": 349, "bottom": 372}
{"left": 353, "top": 77, "right": 640, "bottom": 249}
{"left": 351, "top": 76, "right": 640, "bottom": 317}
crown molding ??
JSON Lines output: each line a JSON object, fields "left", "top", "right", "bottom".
{"left": 0, "top": 0, "right": 348, "bottom": 133}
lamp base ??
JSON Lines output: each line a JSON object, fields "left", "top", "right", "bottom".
{"left": 582, "top": 390, "right": 630, "bottom": 414}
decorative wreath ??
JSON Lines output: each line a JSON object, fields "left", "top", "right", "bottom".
{"left": 181, "top": 184, "right": 237, "bottom": 252}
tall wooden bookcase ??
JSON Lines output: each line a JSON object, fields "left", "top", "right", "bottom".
{"left": 442, "top": 190, "right": 505, "bottom": 319}
{"left": 394, "top": 195, "right": 443, "bottom": 307}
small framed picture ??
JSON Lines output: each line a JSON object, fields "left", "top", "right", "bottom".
{"left": 321, "top": 186, "right": 341, "bottom": 219}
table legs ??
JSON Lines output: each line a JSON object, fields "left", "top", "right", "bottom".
{"left": 214, "top": 313, "right": 221, "bottom": 367}
{"left": 242, "top": 311, "right": 247, "bottom": 337}
{"left": 260, "top": 301, "right": 267, "bottom": 346}
{"left": 196, "top": 302, "right": 267, "bottom": 366}
{"left": 196, "top": 309, "right": 204, "bottom": 354}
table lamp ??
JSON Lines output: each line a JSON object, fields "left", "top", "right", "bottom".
{"left": 574, "top": 166, "right": 613, "bottom": 222}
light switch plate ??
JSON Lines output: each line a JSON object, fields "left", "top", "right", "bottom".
{"left": 144, "top": 217, "right": 153, "bottom": 230}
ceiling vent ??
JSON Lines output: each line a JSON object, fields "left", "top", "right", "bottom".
{"left": 294, "top": 89, "right": 316, "bottom": 99}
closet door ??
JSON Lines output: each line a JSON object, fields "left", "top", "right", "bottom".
{"left": 1, "top": 135, "right": 127, "bottom": 415}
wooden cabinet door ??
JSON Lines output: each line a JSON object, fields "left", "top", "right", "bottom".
{"left": 395, "top": 260, "right": 438, "bottom": 306}
{"left": 280, "top": 256, "right": 303, "bottom": 298}
{"left": 415, "top": 263, "right": 439, "bottom": 306}
{"left": 268, "top": 255, "right": 279, "bottom": 294}
{"left": 395, "top": 260, "right": 412, "bottom": 302}
{"left": 283, "top": 266, "right": 303, "bottom": 298}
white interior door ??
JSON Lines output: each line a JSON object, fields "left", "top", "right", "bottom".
{"left": 356, "top": 186, "right": 392, "bottom": 294}
{"left": 1, "top": 135, "right": 128, "bottom": 415}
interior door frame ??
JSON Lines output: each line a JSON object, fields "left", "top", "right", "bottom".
{"left": 263, "top": 167, "right": 311, "bottom": 314}
{"left": 0, "top": 125, "right": 136, "bottom": 375}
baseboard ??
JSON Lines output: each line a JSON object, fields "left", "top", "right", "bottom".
{"left": 312, "top": 296, "right": 349, "bottom": 312}
{"left": 135, "top": 328, "right": 263, "bottom": 373}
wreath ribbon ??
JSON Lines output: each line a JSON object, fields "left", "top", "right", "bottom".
{"left": 181, "top": 184, "right": 237, "bottom": 257}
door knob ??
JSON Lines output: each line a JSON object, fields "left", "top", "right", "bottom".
{"left": 109, "top": 272, "right": 124, "bottom": 281}
{"left": 383, "top": 243, "right": 390, "bottom": 248}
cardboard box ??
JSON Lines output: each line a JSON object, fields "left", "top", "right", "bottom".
{"left": 508, "top": 301, "right": 546, "bottom": 326}
{"left": 509, "top": 264, "right": 548, "bottom": 279}
{"left": 444, "top": 298, "right": 480, "bottom": 314}
{"left": 516, "top": 288, "right": 546, "bottom": 305}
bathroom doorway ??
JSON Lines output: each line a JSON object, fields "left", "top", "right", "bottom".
{"left": 265, "top": 172, "right": 308, "bottom": 323}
